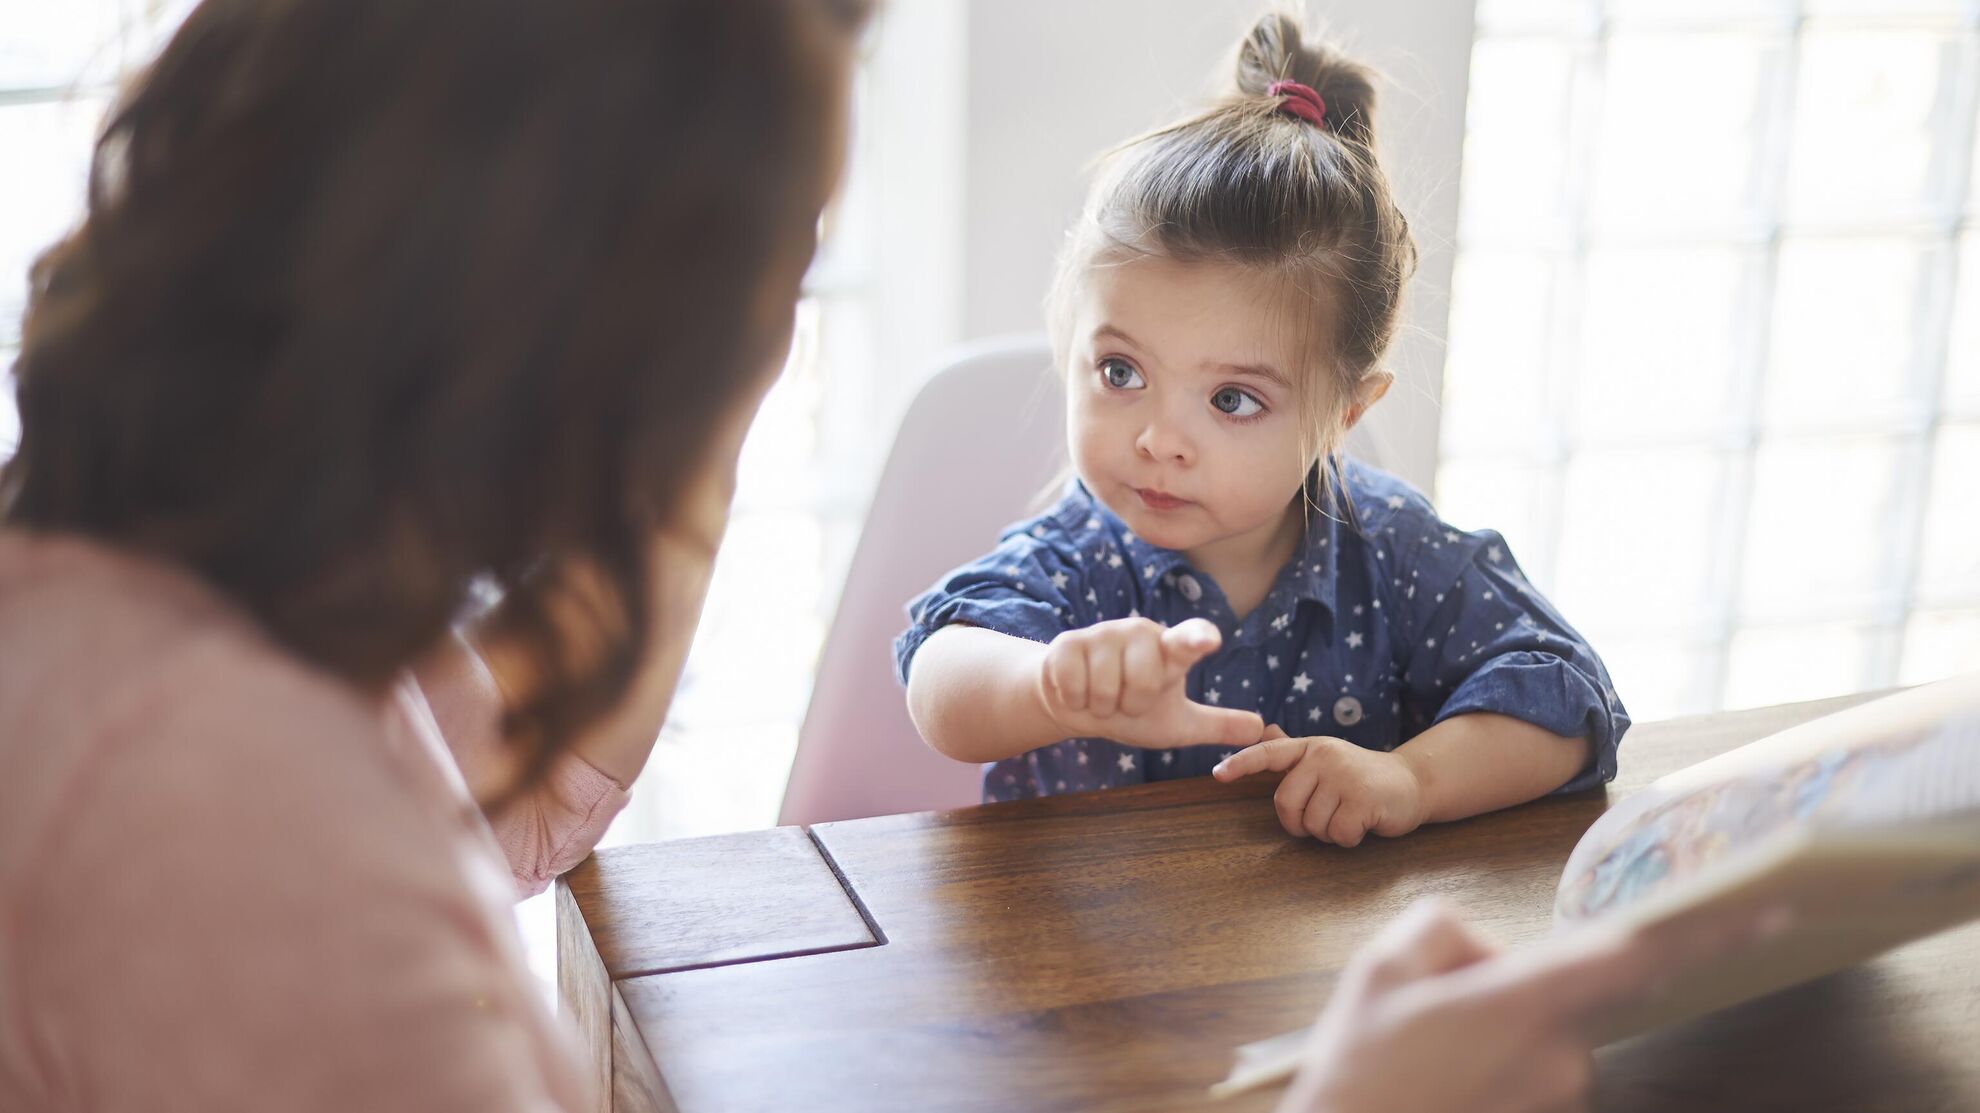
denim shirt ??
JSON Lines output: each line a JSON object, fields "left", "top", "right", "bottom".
{"left": 896, "top": 458, "right": 1628, "bottom": 804}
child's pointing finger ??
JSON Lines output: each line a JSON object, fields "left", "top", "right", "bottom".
{"left": 1211, "top": 736, "right": 1308, "bottom": 780}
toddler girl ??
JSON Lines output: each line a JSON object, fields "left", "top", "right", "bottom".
{"left": 895, "top": 14, "right": 1626, "bottom": 846}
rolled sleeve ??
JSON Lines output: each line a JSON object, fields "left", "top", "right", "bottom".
{"left": 1400, "top": 535, "right": 1629, "bottom": 795}
{"left": 894, "top": 538, "right": 1098, "bottom": 685}
{"left": 1435, "top": 650, "right": 1623, "bottom": 793}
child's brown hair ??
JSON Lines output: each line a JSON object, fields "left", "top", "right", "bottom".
{"left": 1047, "top": 11, "right": 1417, "bottom": 486}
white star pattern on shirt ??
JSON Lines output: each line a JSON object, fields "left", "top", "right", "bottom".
{"left": 1353, "top": 605, "right": 1364, "bottom": 616}
{"left": 1004, "top": 564, "right": 1021, "bottom": 577}
{"left": 1308, "top": 707, "right": 1323, "bottom": 722}
{"left": 1346, "top": 631, "right": 1364, "bottom": 649}
{"left": 1206, "top": 688, "right": 1221, "bottom": 704}
{"left": 1108, "top": 553, "right": 1124, "bottom": 569}
{"left": 1161, "top": 751, "right": 1174, "bottom": 765}
{"left": 1086, "top": 588, "right": 1099, "bottom": 605}
{"left": 1050, "top": 571, "right": 1068, "bottom": 590}
{"left": 1077, "top": 751, "right": 1088, "bottom": 765}
{"left": 1488, "top": 546, "right": 1503, "bottom": 562}
{"left": 1445, "top": 530, "right": 1459, "bottom": 543}
{"left": 1144, "top": 563, "right": 1157, "bottom": 580}
{"left": 1386, "top": 495, "right": 1405, "bottom": 509}
{"left": 1267, "top": 655, "right": 1280, "bottom": 669}
{"left": 1292, "top": 672, "right": 1312, "bottom": 693}
{"left": 1117, "top": 752, "right": 1135, "bottom": 773}
{"left": 1087, "top": 517, "right": 1101, "bottom": 529}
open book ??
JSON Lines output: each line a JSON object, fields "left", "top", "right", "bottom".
{"left": 1213, "top": 677, "right": 1980, "bottom": 1099}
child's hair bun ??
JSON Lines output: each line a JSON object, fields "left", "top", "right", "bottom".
{"left": 1233, "top": 12, "right": 1378, "bottom": 148}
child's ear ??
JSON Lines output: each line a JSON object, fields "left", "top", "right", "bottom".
{"left": 1341, "top": 371, "right": 1394, "bottom": 431}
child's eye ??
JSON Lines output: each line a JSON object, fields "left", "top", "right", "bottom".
{"left": 1098, "top": 357, "right": 1146, "bottom": 391}
{"left": 1212, "top": 386, "right": 1264, "bottom": 418}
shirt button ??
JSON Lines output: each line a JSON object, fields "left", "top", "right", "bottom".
{"left": 1176, "top": 574, "right": 1203, "bottom": 602}
{"left": 1333, "top": 696, "right": 1364, "bottom": 727}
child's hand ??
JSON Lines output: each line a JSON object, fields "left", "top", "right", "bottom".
{"left": 1212, "top": 727, "right": 1427, "bottom": 846}
{"left": 1037, "top": 616, "right": 1265, "bottom": 750}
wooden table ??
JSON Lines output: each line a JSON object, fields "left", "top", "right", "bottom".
{"left": 558, "top": 693, "right": 1980, "bottom": 1112}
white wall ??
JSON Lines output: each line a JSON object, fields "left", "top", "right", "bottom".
{"left": 954, "top": 0, "right": 1475, "bottom": 492}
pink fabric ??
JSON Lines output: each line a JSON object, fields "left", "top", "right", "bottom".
{"left": 0, "top": 531, "right": 628, "bottom": 1112}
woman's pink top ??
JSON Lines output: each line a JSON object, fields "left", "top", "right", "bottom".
{"left": 0, "top": 532, "right": 630, "bottom": 1111}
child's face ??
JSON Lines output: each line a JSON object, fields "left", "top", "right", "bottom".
{"left": 1063, "top": 255, "right": 1324, "bottom": 557}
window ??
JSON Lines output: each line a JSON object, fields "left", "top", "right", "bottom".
{"left": 4, "top": 3, "right": 197, "bottom": 454}
{"left": 1440, "top": 0, "right": 1980, "bottom": 720}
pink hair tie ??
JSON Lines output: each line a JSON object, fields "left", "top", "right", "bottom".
{"left": 1267, "top": 79, "right": 1327, "bottom": 128}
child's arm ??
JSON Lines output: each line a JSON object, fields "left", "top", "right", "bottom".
{"left": 907, "top": 617, "right": 1267, "bottom": 763}
{"left": 1209, "top": 714, "right": 1586, "bottom": 846}
{"left": 1393, "top": 711, "right": 1589, "bottom": 823}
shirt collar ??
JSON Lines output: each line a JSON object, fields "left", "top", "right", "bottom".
{"left": 1063, "top": 478, "right": 1340, "bottom": 616}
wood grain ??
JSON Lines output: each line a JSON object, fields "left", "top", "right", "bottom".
{"left": 555, "top": 875, "right": 613, "bottom": 1113}
{"left": 578, "top": 692, "right": 1980, "bottom": 1112}
{"left": 611, "top": 984, "right": 676, "bottom": 1113}
{"left": 564, "top": 826, "right": 878, "bottom": 980}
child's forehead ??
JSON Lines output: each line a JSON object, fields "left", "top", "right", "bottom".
{"left": 1077, "top": 255, "right": 1328, "bottom": 377}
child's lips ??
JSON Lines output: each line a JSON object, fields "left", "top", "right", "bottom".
{"left": 1135, "top": 487, "right": 1190, "bottom": 511}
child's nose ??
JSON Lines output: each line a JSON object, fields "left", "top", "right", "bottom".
{"left": 1134, "top": 411, "right": 1196, "bottom": 466}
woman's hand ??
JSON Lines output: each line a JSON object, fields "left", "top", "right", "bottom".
{"left": 1279, "top": 900, "right": 1789, "bottom": 1113}
{"left": 1211, "top": 728, "right": 1427, "bottom": 846}
{"left": 1035, "top": 616, "right": 1264, "bottom": 751}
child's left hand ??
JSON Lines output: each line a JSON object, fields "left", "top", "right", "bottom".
{"left": 1212, "top": 726, "right": 1428, "bottom": 847}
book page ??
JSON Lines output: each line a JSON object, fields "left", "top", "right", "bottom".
{"left": 1556, "top": 680, "right": 1980, "bottom": 925}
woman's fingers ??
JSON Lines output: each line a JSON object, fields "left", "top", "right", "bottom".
{"left": 1351, "top": 899, "right": 1500, "bottom": 991}
{"left": 1472, "top": 901, "right": 1791, "bottom": 1032}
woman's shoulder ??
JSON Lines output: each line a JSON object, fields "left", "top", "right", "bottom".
{"left": 0, "top": 533, "right": 569, "bottom": 1112}
{"left": 0, "top": 530, "right": 450, "bottom": 906}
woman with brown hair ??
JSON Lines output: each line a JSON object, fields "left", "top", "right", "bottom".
{"left": 0, "top": 2, "right": 1758, "bottom": 1110}
{"left": 1, "top": 1, "right": 861, "bottom": 1108}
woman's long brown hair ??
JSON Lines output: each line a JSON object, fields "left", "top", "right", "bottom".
{"left": 3, "top": 0, "right": 868, "bottom": 790}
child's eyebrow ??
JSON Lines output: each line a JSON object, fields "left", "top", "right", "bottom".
{"left": 1214, "top": 361, "right": 1292, "bottom": 390}
{"left": 1093, "top": 323, "right": 1142, "bottom": 351}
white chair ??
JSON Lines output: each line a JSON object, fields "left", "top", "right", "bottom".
{"left": 779, "top": 336, "right": 1065, "bottom": 826}
{"left": 777, "top": 336, "right": 1390, "bottom": 826}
